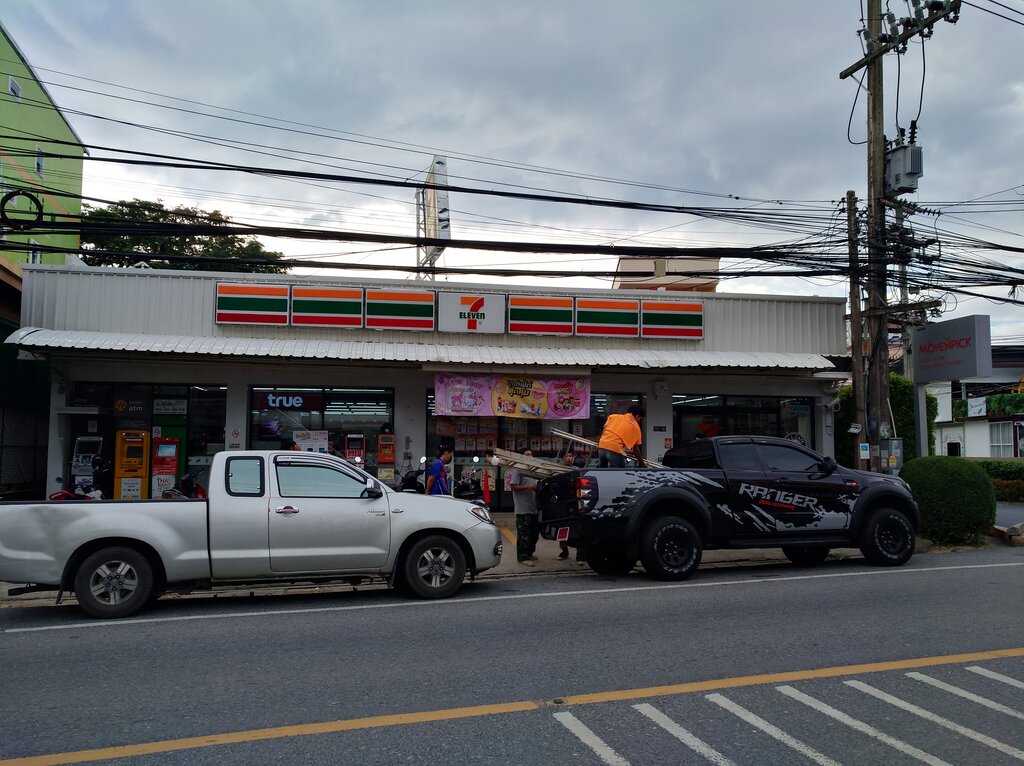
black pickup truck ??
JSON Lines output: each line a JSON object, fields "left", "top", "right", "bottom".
{"left": 536, "top": 435, "right": 918, "bottom": 579}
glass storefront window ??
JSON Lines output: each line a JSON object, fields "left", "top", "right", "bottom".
{"left": 425, "top": 390, "right": 643, "bottom": 510}
{"left": 672, "top": 394, "right": 814, "bottom": 447}
{"left": 248, "top": 387, "right": 394, "bottom": 473}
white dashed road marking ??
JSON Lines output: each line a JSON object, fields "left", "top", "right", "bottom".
{"left": 906, "top": 671, "right": 1024, "bottom": 720}
{"left": 777, "top": 684, "right": 953, "bottom": 766}
{"left": 966, "top": 665, "right": 1024, "bottom": 690}
{"left": 633, "top": 703, "right": 737, "bottom": 766}
{"left": 706, "top": 693, "right": 840, "bottom": 766}
{"left": 553, "top": 711, "right": 631, "bottom": 766}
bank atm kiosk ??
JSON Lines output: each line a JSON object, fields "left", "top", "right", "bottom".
{"left": 70, "top": 436, "right": 103, "bottom": 488}
{"left": 344, "top": 433, "right": 365, "bottom": 463}
{"left": 114, "top": 429, "right": 150, "bottom": 499}
{"left": 151, "top": 436, "right": 180, "bottom": 498}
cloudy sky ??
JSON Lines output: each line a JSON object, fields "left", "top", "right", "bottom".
{"left": 2, "top": 1, "right": 1023, "bottom": 338}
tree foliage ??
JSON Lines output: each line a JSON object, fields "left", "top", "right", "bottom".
{"left": 79, "top": 199, "right": 287, "bottom": 273}
{"left": 833, "top": 373, "right": 938, "bottom": 468}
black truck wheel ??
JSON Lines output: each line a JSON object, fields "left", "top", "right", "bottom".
{"left": 640, "top": 516, "right": 702, "bottom": 581}
{"left": 782, "top": 545, "right": 830, "bottom": 567}
{"left": 859, "top": 508, "right": 915, "bottom": 566}
{"left": 403, "top": 535, "right": 466, "bottom": 598}
{"left": 73, "top": 547, "right": 154, "bottom": 619}
{"left": 584, "top": 541, "right": 637, "bottom": 576}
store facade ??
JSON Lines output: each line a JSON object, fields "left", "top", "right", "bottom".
{"left": 7, "top": 265, "right": 848, "bottom": 506}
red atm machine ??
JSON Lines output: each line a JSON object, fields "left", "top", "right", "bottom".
{"left": 151, "top": 436, "right": 180, "bottom": 498}
{"left": 344, "top": 433, "right": 365, "bottom": 462}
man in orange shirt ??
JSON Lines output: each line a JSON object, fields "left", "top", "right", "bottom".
{"left": 597, "top": 404, "right": 645, "bottom": 468}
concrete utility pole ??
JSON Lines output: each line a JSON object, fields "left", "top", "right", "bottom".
{"left": 847, "top": 190, "right": 867, "bottom": 467}
{"left": 840, "top": 0, "right": 960, "bottom": 471}
{"left": 864, "top": 0, "right": 888, "bottom": 471}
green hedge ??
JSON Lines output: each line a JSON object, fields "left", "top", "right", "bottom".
{"left": 992, "top": 478, "right": 1024, "bottom": 502}
{"left": 899, "top": 456, "right": 996, "bottom": 544}
{"left": 971, "top": 459, "right": 1024, "bottom": 481}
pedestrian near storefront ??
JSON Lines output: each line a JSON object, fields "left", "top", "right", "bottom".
{"left": 509, "top": 449, "right": 540, "bottom": 567}
{"left": 425, "top": 445, "right": 452, "bottom": 496}
{"left": 597, "top": 404, "right": 645, "bottom": 468}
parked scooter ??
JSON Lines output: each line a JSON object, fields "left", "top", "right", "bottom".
{"left": 400, "top": 456, "right": 489, "bottom": 508}
{"left": 161, "top": 472, "right": 208, "bottom": 500}
{"left": 48, "top": 477, "right": 103, "bottom": 501}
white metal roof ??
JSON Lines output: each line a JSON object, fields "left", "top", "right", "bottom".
{"left": 7, "top": 327, "right": 834, "bottom": 371}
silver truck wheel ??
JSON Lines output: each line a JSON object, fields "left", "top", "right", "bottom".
{"left": 403, "top": 535, "right": 466, "bottom": 599}
{"left": 640, "top": 516, "right": 702, "bottom": 581}
{"left": 74, "top": 547, "right": 154, "bottom": 619}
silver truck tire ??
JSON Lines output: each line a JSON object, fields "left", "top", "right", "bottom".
{"left": 403, "top": 535, "right": 466, "bottom": 599}
{"left": 640, "top": 516, "right": 702, "bottom": 581}
{"left": 74, "top": 547, "right": 154, "bottom": 619}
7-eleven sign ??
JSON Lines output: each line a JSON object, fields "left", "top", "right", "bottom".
{"left": 437, "top": 293, "right": 506, "bottom": 333}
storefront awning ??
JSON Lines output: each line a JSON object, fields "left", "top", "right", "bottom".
{"left": 6, "top": 327, "right": 835, "bottom": 371}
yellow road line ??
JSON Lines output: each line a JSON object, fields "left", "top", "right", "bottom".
{"left": 5, "top": 646, "right": 1023, "bottom": 765}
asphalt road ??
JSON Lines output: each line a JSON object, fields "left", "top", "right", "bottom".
{"left": 998, "top": 501, "right": 1024, "bottom": 528}
{"left": 2, "top": 546, "right": 1023, "bottom": 765}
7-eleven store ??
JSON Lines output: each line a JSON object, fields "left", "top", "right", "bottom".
{"left": 8, "top": 265, "right": 848, "bottom": 506}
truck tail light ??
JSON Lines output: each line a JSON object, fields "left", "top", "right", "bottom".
{"left": 575, "top": 476, "right": 597, "bottom": 513}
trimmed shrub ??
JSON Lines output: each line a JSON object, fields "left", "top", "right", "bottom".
{"left": 972, "top": 459, "right": 1024, "bottom": 482}
{"left": 992, "top": 478, "right": 1024, "bottom": 502}
{"left": 899, "top": 456, "right": 996, "bottom": 544}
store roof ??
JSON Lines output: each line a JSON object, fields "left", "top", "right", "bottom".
{"left": 7, "top": 327, "right": 835, "bottom": 371}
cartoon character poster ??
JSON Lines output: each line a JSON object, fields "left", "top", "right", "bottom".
{"left": 434, "top": 374, "right": 590, "bottom": 420}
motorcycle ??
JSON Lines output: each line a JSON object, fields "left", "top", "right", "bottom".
{"left": 400, "top": 456, "right": 489, "bottom": 509}
{"left": 161, "top": 472, "right": 208, "bottom": 500}
{"left": 49, "top": 477, "right": 103, "bottom": 501}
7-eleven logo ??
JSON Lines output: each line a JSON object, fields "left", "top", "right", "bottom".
{"left": 459, "top": 296, "right": 487, "bottom": 330}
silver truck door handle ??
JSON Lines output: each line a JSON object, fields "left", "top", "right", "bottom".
{"left": 275, "top": 505, "right": 300, "bottom": 515}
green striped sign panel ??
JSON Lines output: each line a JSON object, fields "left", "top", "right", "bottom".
{"left": 641, "top": 300, "right": 704, "bottom": 338}
{"left": 508, "top": 295, "right": 574, "bottom": 335}
{"left": 291, "top": 287, "right": 363, "bottom": 327}
{"left": 575, "top": 297, "right": 640, "bottom": 337}
{"left": 215, "top": 283, "right": 289, "bottom": 325}
{"left": 365, "top": 290, "right": 435, "bottom": 330}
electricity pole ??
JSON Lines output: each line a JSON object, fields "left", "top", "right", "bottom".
{"left": 840, "top": 0, "right": 960, "bottom": 471}
{"left": 847, "top": 190, "right": 867, "bottom": 467}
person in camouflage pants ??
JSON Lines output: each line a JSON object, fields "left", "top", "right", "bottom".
{"left": 508, "top": 450, "right": 539, "bottom": 567}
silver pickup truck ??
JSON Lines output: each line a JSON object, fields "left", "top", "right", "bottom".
{"left": 0, "top": 451, "right": 502, "bottom": 619}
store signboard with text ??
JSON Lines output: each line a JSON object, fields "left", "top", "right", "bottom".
{"left": 434, "top": 374, "right": 590, "bottom": 420}
{"left": 437, "top": 293, "right": 506, "bottom": 333}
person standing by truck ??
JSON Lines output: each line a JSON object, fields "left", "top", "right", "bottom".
{"left": 597, "top": 404, "right": 645, "bottom": 468}
{"left": 509, "top": 449, "right": 540, "bottom": 567}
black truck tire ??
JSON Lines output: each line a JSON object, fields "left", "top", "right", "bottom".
{"left": 640, "top": 516, "right": 702, "bottom": 581}
{"left": 74, "top": 546, "right": 154, "bottom": 619}
{"left": 584, "top": 540, "right": 637, "bottom": 576}
{"left": 403, "top": 535, "right": 466, "bottom": 598}
{"left": 859, "top": 508, "right": 915, "bottom": 566}
{"left": 782, "top": 545, "right": 831, "bottom": 567}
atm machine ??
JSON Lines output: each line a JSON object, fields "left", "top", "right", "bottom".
{"left": 70, "top": 436, "right": 103, "bottom": 489}
{"left": 113, "top": 429, "right": 150, "bottom": 499}
{"left": 150, "top": 436, "right": 180, "bottom": 498}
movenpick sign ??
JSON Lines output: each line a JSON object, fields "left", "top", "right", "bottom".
{"left": 437, "top": 293, "right": 506, "bottom": 333}
{"left": 909, "top": 314, "right": 992, "bottom": 384}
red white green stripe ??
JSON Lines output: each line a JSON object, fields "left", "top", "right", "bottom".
{"left": 291, "top": 287, "right": 363, "bottom": 327}
{"left": 365, "top": 290, "right": 435, "bottom": 330}
{"left": 575, "top": 297, "right": 640, "bottom": 337}
{"left": 215, "top": 283, "right": 289, "bottom": 325}
{"left": 508, "top": 295, "right": 574, "bottom": 335}
{"left": 641, "top": 300, "right": 704, "bottom": 338}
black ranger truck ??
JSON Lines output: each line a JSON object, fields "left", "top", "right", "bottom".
{"left": 535, "top": 435, "right": 918, "bottom": 579}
